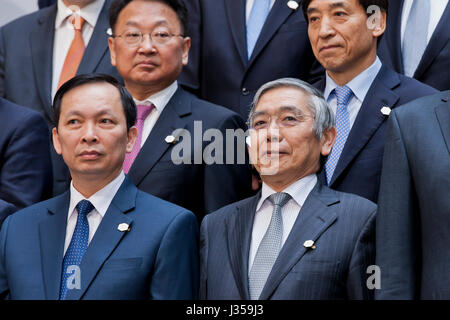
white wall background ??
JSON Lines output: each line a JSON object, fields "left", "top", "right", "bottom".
{"left": 0, "top": 0, "right": 39, "bottom": 27}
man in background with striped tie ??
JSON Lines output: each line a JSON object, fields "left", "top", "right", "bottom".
{"left": 303, "top": 0, "right": 436, "bottom": 203}
{"left": 199, "top": 78, "right": 377, "bottom": 300}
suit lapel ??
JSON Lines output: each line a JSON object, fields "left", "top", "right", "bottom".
{"left": 39, "top": 191, "right": 70, "bottom": 300}
{"left": 414, "top": 2, "right": 450, "bottom": 80}
{"left": 224, "top": 0, "right": 248, "bottom": 68}
{"left": 248, "top": 0, "right": 293, "bottom": 65}
{"left": 128, "top": 88, "right": 192, "bottom": 186}
{"left": 65, "top": 177, "right": 136, "bottom": 300}
{"left": 329, "top": 66, "right": 400, "bottom": 186}
{"left": 77, "top": 0, "right": 110, "bottom": 75}
{"left": 226, "top": 194, "right": 260, "bottom": 300}
{"left": 259, "top": 182, "right": 339, "bottom": 300}
{"left": 30, "top": 6, "right": 56, "bottom": 121}
{"left": 435, "top": 96, "right": 450, "bottom": 154}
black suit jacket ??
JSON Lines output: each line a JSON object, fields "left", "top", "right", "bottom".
{"left": 180, "top": 0, "right": 321, "bottom": 118}
{"left": 316, "top": 65, "right": 437, "bottom": 203}
{"left": 127, "top": 87, "right": 254, "bottom": 222}
{"left": 376, "top": 91, "right": 450, "bottom": 299}
{"left": 0, "top": 98, "right": 52, "bottom": 225}
{"left": 0, "top": 0, "right": 121, "bottom": 195}
{"left": 378, "top": 0, "right": 450, "bottom": 91}
{"left": 200, "top": 180, "right": 376, "bottom": 300}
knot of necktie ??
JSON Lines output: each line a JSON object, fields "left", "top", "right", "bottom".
{"left": 70, "top": 15, "right": 85, "bottom": 31}
{"left": 267, "top": 192, "right": 291, "bottom": 208}
{"left": 76, "top": 199, "right": 94, "bottom": 218}
{"left": 334, "top": 85, "right": 353, "bottom": 107}
{"left": 137, "top": 104, "right": 155, "bottom": 120}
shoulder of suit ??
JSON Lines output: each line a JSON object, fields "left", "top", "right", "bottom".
{"left": 394, "top": 90, "right": 450, "bottom": 119}
{"left": 329, "top": 189, "right": 377, "bottom": 221}
{"left": 133, "top": 189, "right": 196, "bottom": 221}
{"left": 0, "top": 99, "right": 46, "bottom": 128}
{"left": 1, "top": 6, "right": 53, "bottom": 31}
{"left": 203, "top": 194, "right": 258, "bottom": 222}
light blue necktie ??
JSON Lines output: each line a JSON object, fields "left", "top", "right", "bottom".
{"left": 249, "top": 192, "right": 291, "bottom": 300}
{"left": 59, "top": 199, "right": 94, "bottom": 300}
{"left": 325, "top": 85, "right": 353, "bottom": 185}
{"left": 246, "top": 0, "right": 271, "bottom": 59}
{"left": 402, "top": 0, "right": 430, "bottom": 77}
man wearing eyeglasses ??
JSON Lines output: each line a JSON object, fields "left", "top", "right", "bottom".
{"left": 107, "top": 0, "right": 253, "bottom": 222}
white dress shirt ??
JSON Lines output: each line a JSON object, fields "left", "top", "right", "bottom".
{"left": 52, "top": 0, "right": 105, "bottom": 98}
{"left": 64, "top": 171, "right": 125, "bottom": 255}
{"left": 324, "top": 57, "right": 382, "bottom": 129}
{"left": 133, "top": 81, "right": 178, "bottom": 148}
{"left": 249, "top": 174, "right": 318, "bottom": 270}
{"left": 401, "top": 0, "right": 449, "bottom": 44}
{"left": 246, "top": 0, "right": 276, "bottom": 22}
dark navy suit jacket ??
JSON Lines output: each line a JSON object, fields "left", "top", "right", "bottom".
{"left": 0, "top": 176, "right": 199, "bottom": 300}
{"left": 180, "top": 0, "right": 321, "bottom": 118}
{"left": 127, "top": 87, "right": 254, "bottom": 222}
{"left": 0, "top": 98, "right": 52, "bottom": 226}
{"left": 0, "top": 0, "right": 121, "bottom": 195}
{"left": 200, "top": 180, "right": 376, "bottom": 300}
{"left": 316, "top": 65, "right": 437, "bottom": 203}
{"left": 376, "top": 91, "right": 450, "bottom": 299}
{"left": 378, "top": 0, "right": 450, "bottom": 91}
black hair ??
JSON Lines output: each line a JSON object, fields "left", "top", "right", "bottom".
{"left": 109, "top": 0, "right": 188, "bottom": 35}
{"left": 301, "top": 0, "right": 388, "bottom": 19}
{"left": 53, "top": 73, "right": 137, "bottom": 130}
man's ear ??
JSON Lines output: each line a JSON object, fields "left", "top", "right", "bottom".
{"left": 108, "top": 37, "right": 117, "bottom": 67}
{"left": 368, "top": 7, "right": 387, "bottom": 38}
{"left": 52, "top": 127, "right": 62, "bottom": 155}
{"left": 181, "top": 37, "right": 191, "bottom": 67}
{"left": 126, "top": 126, "right": 138, "bottom": 153}
{"left": 320, "top": 127, "right": 336, "bottom": 157}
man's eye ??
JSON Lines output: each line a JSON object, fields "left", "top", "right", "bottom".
{"left": 125, "top": 32, "right": 141, "bottom": 39}
{"left": 334, "top": 11, "right": 346, "bottom": 17}
{"left": 253, "top": 120, "right": 267, "bottom": 128}
{"left": 309, "top": 16, "right": 319, "bottom": 23}
{"left": 68, "top": 119, "right": 79, "bottom": 125}
{"left": 153, "top": 31, "right": 170, "bottom": 38}
{"left": 100, "top": 119, "right": 113, "bottom": 124}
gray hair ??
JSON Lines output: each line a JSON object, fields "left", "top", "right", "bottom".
{"left": 248, "top": 78, "right": 335, "bottom": 139}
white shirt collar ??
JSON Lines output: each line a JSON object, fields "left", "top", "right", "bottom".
{"left": 55, "top": 0, "right": 105, "bottom": 29}
{"left": 133, "top": 81, "right": 178, "bottom": 114}
{"left": 324, "top": 56, "right": 382, "bottom": 103}
{"left": 257, "top": 174, "right": 318, "bottom": 211}
{"left": 68, "top": 171, "right": 125, "bottom": 220}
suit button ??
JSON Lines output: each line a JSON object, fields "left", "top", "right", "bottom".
{"left": 242, "top": 87, "right": 250, "bottom": 96}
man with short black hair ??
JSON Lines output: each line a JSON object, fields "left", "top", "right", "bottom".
{"left": 0, "top": 74, "right": 199, "bottom": 300}
{"left": 303, "top": 0, "right": 437, "bottom": 203}
{"left": 108, "top": 0, "right": 253, "bottom": 221}
{"left": 0, "top": 0, "right": 121, "bottom": 195}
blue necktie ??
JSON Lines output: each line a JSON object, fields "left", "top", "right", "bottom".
{"left": 402, "top": 0, "right": 430, "bottom": 77}
{"left": 246, "top": 0, "right": 271, "bottom": 59}
{"left": 249, "top": 192, "right": 291, "bottom": 300}
{"left": 325, "top": 85, "right": 353, "bottom": 185}
{"left": 59, "top": 200, "right": 94, "bottom": 300}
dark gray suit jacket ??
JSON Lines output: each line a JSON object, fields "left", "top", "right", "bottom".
{"left": 127, "top": 87, "right": 254, "bottom": 222}
{"left": 0, "top": 0, "right": 121, "bottom": 195}
{"left": 375, "top": 91, "right": 450, "bottom": 300}
{"left": 200, "top": 180, "right": 376, "bottom": 300}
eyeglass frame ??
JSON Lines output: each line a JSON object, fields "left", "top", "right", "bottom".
{"left": 109, "top": 29, "right": 185, "bottom": 46}
{"left": 247, "top": 107, "right": 315, "bottom": 131}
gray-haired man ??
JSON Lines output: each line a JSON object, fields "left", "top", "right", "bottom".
{"left": 199, "top": 78, "right": 377, "bottom": 300}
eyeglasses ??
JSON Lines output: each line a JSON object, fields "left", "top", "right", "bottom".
{"left": 249, "top": 111, "right": 314, "bottom": 130}
{"left": 111, "top": 29, "right": 184, "bottom": 46}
